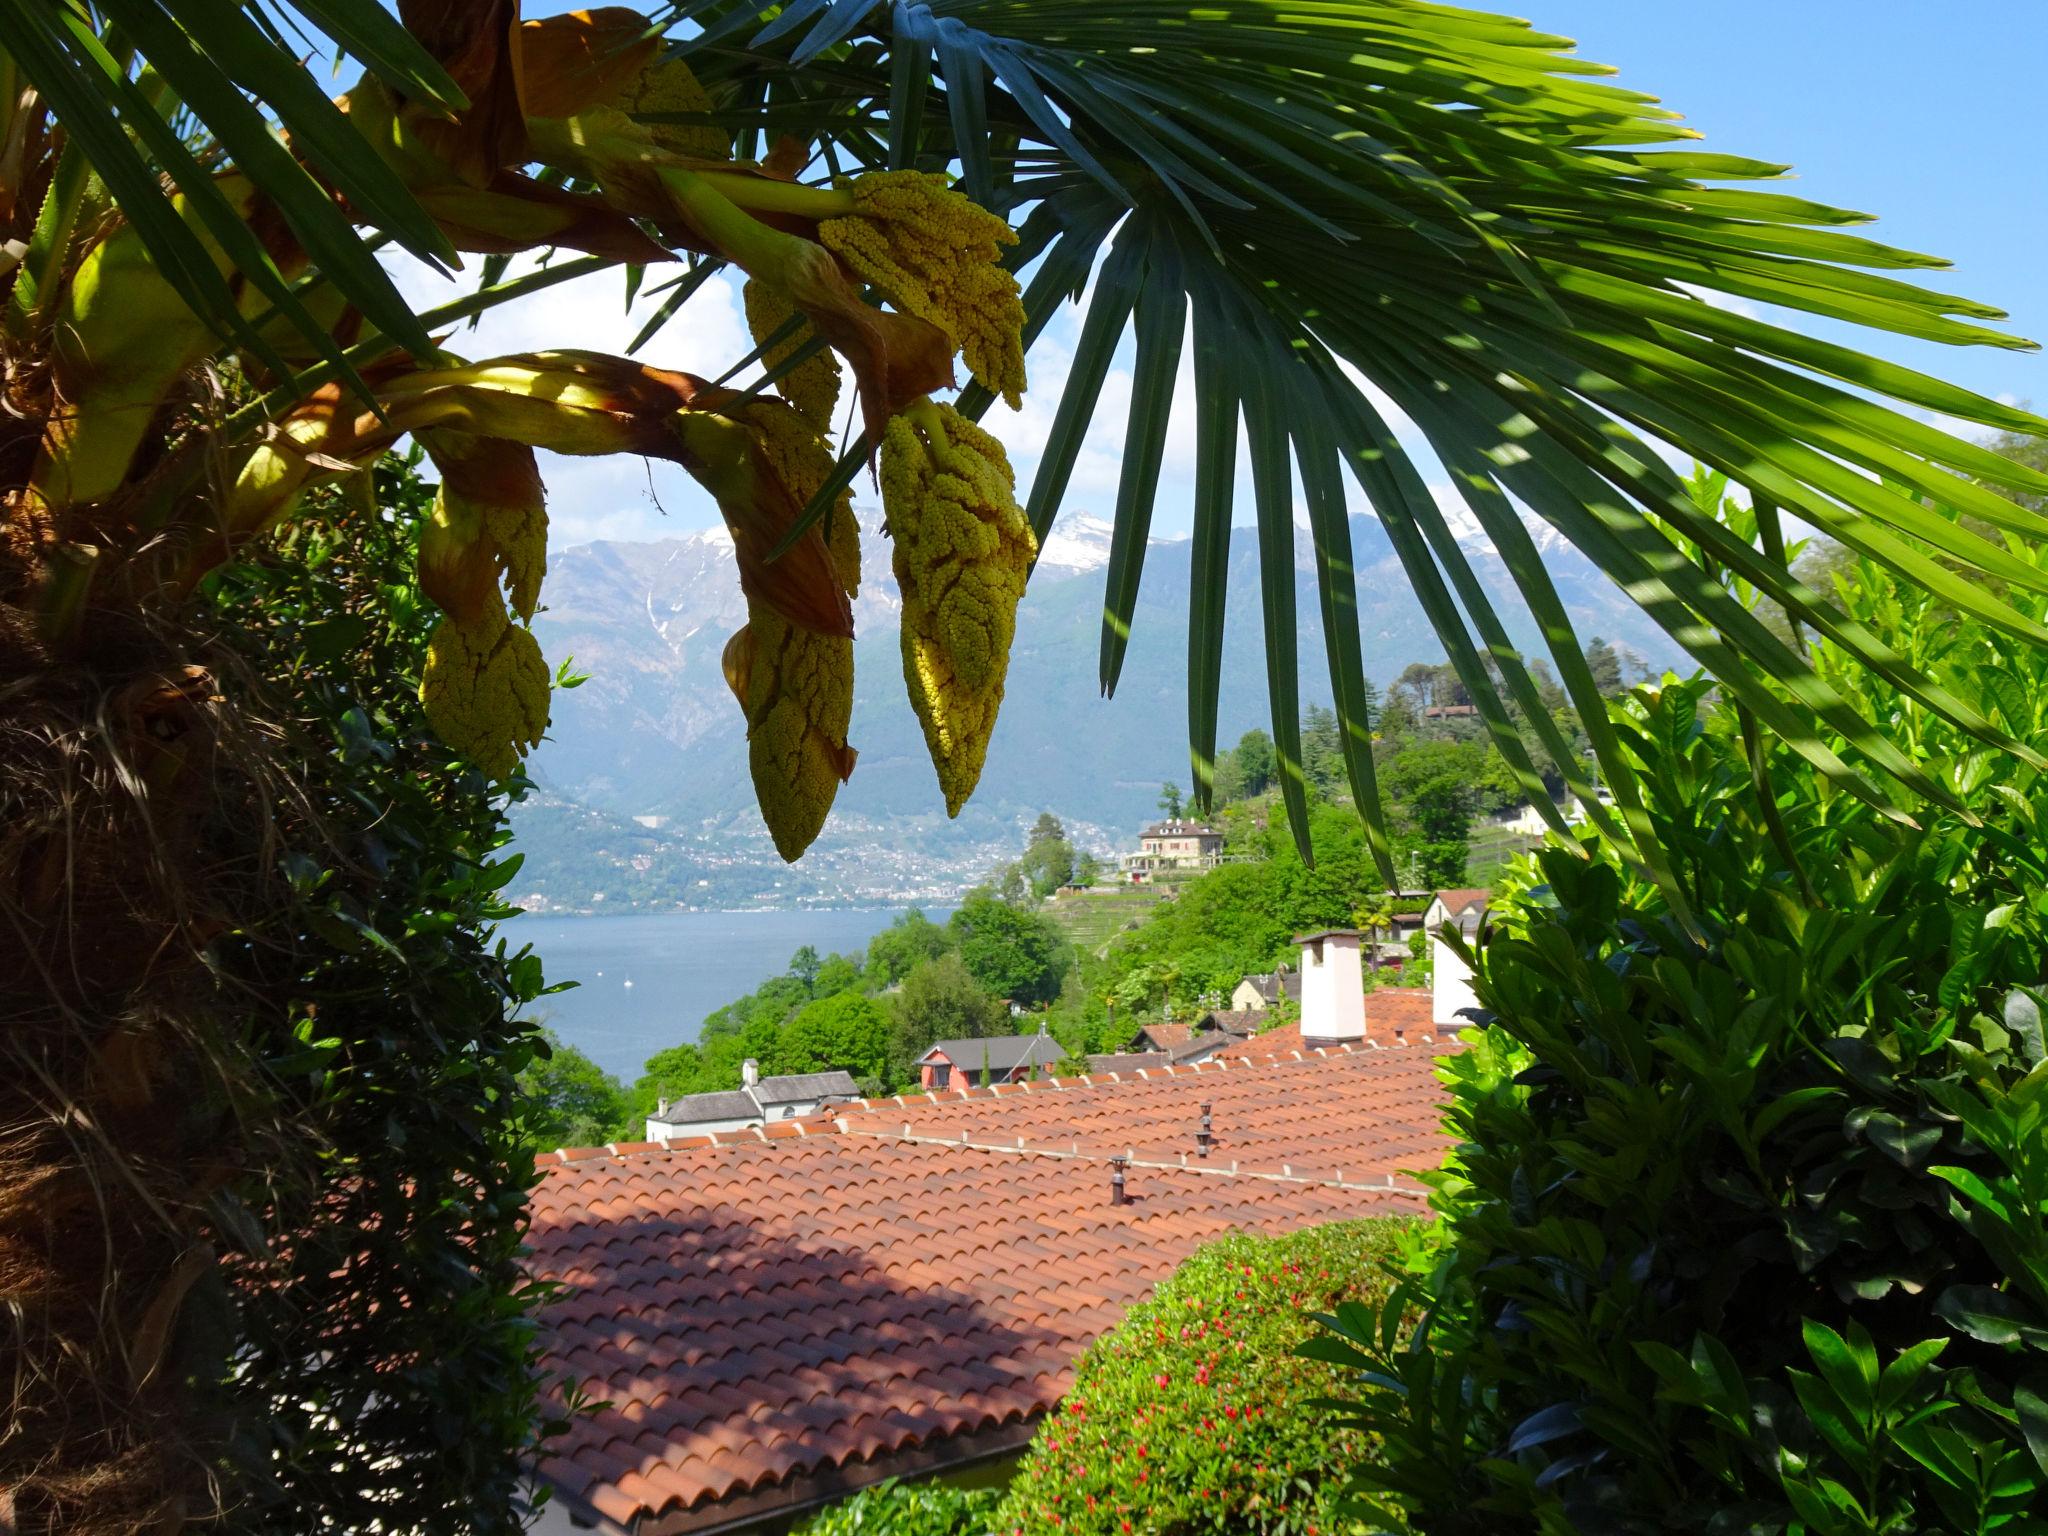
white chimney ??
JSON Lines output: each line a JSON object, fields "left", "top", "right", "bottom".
{"left": 1429, "top": 892, "right": 1488, "bottom": 1030}
{"left": 1296, "top": 930, "right": 1366, "bottom": 1045}
{"left": 742, "top": 1058, "right": 760, "bottom": 1088}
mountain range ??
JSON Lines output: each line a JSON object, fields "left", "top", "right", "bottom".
{"left": 507, "top": 508, "right": 1676, "bottom": 911}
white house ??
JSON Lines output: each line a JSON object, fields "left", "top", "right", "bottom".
{"left": 1119, "top": 818, "right": 1224, "bottom": 878}
{"left": 647, "top": 1059, "right": 862, "bottom": 1139}
{"left": 1493, "top": 802, "right": 1556, "bottom": 838}
{"left": 1425, "top": 888, "right": 1490, "bottom": 1029}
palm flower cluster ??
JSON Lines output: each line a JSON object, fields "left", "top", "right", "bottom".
{"left": 413, "top": 436, "right": 553, "bottom": 777}
{"left": 744, "top": 279, "right": 844, "bottom": 433}
{"left": 820, "top": 170, "right": 1029, "bottom": 410}
{"left": 722, "top": 400, "right": 862, "bottom": 860}
{"left": 881, "top": 401, "right": 1038, "bottom": 815}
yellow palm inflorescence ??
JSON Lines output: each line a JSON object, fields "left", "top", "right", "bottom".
{"left": 743, "top": 278, "right": 844, "bottom": 434}
{"left": 420, "top": 604, "right": 552, "bottom": 780}
{"left": 880, "top": 399, "right": 1036, "bottom": 816}
{"left": 416, "top": 434, "right": 553, "bottom": 778}
{"left": 819, "top": 171, "right": 1027, "bottom": 409}
{"left": 625, "top": 53, "right": 729, "bottom": 161}
{"left": 722, "top": 399, "right": 862, "bottom": 860}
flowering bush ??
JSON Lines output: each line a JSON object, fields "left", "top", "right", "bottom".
{"left": 994, "top": 1220, "right": 1415, "bottom": 1535}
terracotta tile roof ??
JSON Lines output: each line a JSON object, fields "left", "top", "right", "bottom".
{"left": 1128, "top": 1021, "right": 1194, "bottom": 1050}
{"left": 526, "top": 1046, "right": 1455, "bottom": 1533}
{"left": 1226, "top": 989, "right": 1435, "bottom": 1060}
{"left": 1432, "top": 887, "right": 1491, "bottom": 918}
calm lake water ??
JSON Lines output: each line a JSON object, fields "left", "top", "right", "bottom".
{"left": 510, "top": 907, "right": 955, "bottom": 1080}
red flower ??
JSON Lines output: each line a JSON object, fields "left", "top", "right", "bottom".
{"left": 1154, "top": 1373, "right": 1170, "bottom": 1389}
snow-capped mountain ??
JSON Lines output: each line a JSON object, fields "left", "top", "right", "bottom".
{"left": 515, "top": 505, "right": 1673, "bottom": 904}
{"left": 1033, "top": 511, "right": 1119, "bottom": 576}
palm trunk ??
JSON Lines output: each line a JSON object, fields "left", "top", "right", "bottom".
{"left": 2, "top": 594, "right": 248, "bottom": 1534}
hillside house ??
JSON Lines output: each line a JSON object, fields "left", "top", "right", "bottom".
{"left": 1123, "top": 1015, "right": 1261, "bottom": 1066}
{"left": 1118, "top": 818, "right": 1223, "bottom": 879}
{"left": 916, "top": 1028, "right": 1066, "bottom": 1089}
{"left": 646, "top": 1060, "right": 860, "bottom": 1139}
{"left": 1491, "top": 801, "right": 1557, "bottom": 837}
{"left": 1230, "top": 966, "right": 1298, "bottom": 1012}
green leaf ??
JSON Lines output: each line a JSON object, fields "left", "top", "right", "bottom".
{"left": 1022, "top": 219, "right": 1140, "bottom": 542}
{"left": 1876, "top": 1338, "right": 1947, "bottom": 1412}
{"left": 289, "top": 0, "right": 468, "bottom": 112}
{"left": 2017, "top": 1377, "right": 2048, "bottom": 1480}
{"left": 1098, "top": 226, "right": 1183, "bottom": 697}
{"left": 1801, "top": 1318, "right": 1877, "bottom": 1417}
{"left": 1182, "top": 280, "right": 1238, "bottom": 816}
{"left": 1293, "top": 394, "right": 1396, "bottom": 885}
{"left": 1936, "top": 1286, "right": 2048, "bottom": 1349}
{"left": 1240, "top": 321, "right": 1312, "bottom": 863}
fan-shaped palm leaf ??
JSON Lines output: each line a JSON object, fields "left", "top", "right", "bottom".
{"left": 15, "top": 0, "right": 2048, "bottom": 876}
{"left": 672, "top": 0, "right": 2048, "bottom": 869}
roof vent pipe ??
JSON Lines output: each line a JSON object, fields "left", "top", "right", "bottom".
{"left": 1197, "top": 1101, "right": 1214, "bottom": 1159}
{"left": 1111, "top": 1155, "right": 1130, "bottom": 1207}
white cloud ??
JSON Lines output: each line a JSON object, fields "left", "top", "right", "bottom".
{"left": 1677, "top": 281, "right": 1761, "bottom": 322}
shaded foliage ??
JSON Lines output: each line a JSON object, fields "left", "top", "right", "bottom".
{"left": 197, "top": 458, "right": 562, "bottom": 1533}
{"left": 1321, "top": 526, "right": 2048, "bottom": 1533}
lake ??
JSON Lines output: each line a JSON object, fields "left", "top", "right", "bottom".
{"left": 509, "top": 907, "right": 956, "bottom": 1079}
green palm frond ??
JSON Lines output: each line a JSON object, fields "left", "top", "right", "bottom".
{"left": 0, "top": 0, "right": 461, "bottom": 373}
{"left": 18, "top": 0, "right": 2048, "bottom": 877}
{"left": 683, "top": 0, "right": 2048, "bottom": 864}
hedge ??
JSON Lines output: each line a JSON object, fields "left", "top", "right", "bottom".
{"left": 992, "top": 1219, "right": 1415, "bottom": 1535}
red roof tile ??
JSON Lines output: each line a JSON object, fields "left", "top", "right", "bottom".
{"left": 1433, "top": 887, "right": 1491, "bottom": 918}
{"left": 528, "top": 1047, "right": 1454, "bottom": 1532}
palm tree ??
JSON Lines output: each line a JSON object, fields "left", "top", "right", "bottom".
{"left": 5, "top": 1, "right": 2047, "bottom": 1526}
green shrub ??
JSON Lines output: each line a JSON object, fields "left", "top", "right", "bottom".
{"left": 997, "top": 1220, "right": 1416, "bottom": 1536}
{"left": 1323, "top": 668, "right": 2048, "bottom": 1532}
{"left": 199, "top": 453, "right": 563, "bottom": 1530}
{"left": 801, "top": 1479, "right": 1002, "bottom": 1535}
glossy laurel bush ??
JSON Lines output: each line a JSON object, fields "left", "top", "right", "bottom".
{"left": 195, "top": 450, "right": 571, "bottom": 1533}
{"left": 798, "top": 1479, "right": 1003, "bottom": 1536}
{"left": 997, "top": 1221, "right": 1417, "bottom": 1536}
{"left": 1318, "top": 644, "right": 2048, "bottom": 1532}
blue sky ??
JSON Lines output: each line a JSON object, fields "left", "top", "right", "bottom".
{"left": 436, "top": 1, "right": 2048, "bottom": 546}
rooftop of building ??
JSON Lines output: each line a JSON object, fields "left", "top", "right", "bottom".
{"left": 915, "top": 1033, "right": 1066, "bottom": 1071}
{"left": 528, "top": 1040, "right": 1456, "bottom": 1533}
